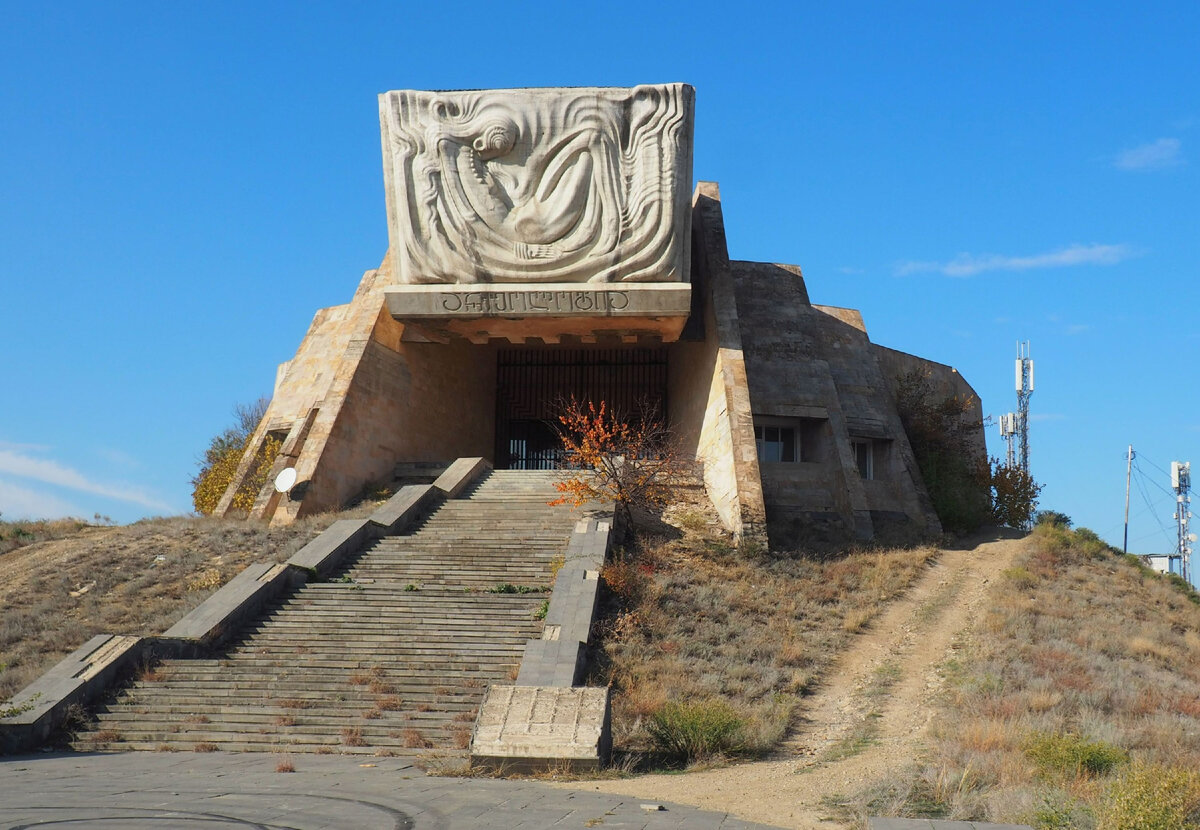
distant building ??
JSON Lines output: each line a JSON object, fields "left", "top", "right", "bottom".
{"left": 219, "top": 84, "right": 984, "bottom": 548}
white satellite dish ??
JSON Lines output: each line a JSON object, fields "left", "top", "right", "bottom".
{"left": 274, "top": 467, "right": 298, "bottom": 493}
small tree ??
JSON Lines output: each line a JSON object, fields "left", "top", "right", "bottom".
{"left": 549, "top": 398, "right": 686, "bottom": 528}
{"left": 1035, "top": 509, "right": 1072, "bottom": 529}
{"left": 991, "top": 459, "right": 1043, "bottom": 529}
{"left": 191, "top": 398, "right": 278, "bottom": 515}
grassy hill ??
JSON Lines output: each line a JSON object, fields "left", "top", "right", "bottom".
{"left": 853, "top": 523, "right": 1200, "bottom": 827}
{"left": 0, "top": 513, "right": 338, "bottom": 702}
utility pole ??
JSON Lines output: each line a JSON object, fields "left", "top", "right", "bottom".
{"left": 1172, "top": 461, "right": 1193, "bottom": 584}
{"left": 1124, "top": 444, "right": 1134, "bottom": 554}
{"left": 1015, "top": 341, "right": 1034, "bottom": 474}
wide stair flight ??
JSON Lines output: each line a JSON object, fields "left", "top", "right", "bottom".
{"left": 73, "top": 470, "right": 577, "bottom": 758}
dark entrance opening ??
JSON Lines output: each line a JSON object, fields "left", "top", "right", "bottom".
{"left": 495, "top": 347, "right": 668, "bottom": 470}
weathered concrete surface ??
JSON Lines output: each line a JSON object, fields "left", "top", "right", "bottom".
{"left": 431, "top": 456, "right": 491, "bottom": 499}
{"left": 368, "top": 483, "right": 438, "bottom": 533}
{"left": 0, "top": 751, "right": 781, "bottom": 829}
{"left": 386, "top": 283, "right": 693, "bottom": 342}
{"left": 380, "top": 85, "right": 694, "bottom": 286}
{"left": 471, "top": 685, "right": 612, "bottom": 772}
{"left": 669, "top": 182, "right": 766, "bottom": 544}
{"left": 515, "top": 514, "right": 611, "bottom": 687}
{"left": 0, "top": 635, "right": 142, "bottom": 754}
{"left": 163, "top": 562, "right": 303, "bottom": 647}
{"left": 285, "top": 518, "right": 378, "bottom": 577}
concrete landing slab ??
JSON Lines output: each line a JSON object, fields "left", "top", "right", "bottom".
{"left": 0, "top": 751, "right": 781, "bottom": 829}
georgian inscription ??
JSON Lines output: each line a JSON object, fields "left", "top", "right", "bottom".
{"left": 379, "top": 85, "right": 694, "bottom": 285}
{"left": 440, "top": 290, "right": 631, "bottom": 315}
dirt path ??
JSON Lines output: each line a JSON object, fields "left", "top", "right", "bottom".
{"left": 573, "top": 533, "right": 1028, "bottom": 829}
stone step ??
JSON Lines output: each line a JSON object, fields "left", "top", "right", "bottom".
{"left": 70, "top": 470, "right": 582, "bottom": 757}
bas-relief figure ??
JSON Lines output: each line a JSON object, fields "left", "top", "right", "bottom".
{"left": 379, "top": 84, "right": 694, "bottom": 285}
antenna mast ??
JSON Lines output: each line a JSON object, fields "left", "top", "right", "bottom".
{"left": 1015, "top": 341, "right": 1034, "bottom": 474}
{"left": 1172, "top": 461, "right": 1193, "bottom": 584}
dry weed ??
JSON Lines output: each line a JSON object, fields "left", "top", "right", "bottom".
{"left": 340, "top": 727, "right": 366, "bottom": 747}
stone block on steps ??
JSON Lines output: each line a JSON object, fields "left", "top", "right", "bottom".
{"left": 433, "top": 457, "right": 492, "bottom": 499}
{"left": 470, "top": 685, "right": 611, "bottom": 773}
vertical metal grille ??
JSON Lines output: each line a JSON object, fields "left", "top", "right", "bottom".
{"left": 495, "top": 348, "right": 668, "bottom": 469}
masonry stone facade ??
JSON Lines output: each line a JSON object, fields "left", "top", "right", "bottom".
{"left": 218, "top": 85, "right": 985, "bottom": 548}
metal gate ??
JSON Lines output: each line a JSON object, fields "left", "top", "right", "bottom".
{"left": 495, "top": 348, "right": 668, "bottom": 470}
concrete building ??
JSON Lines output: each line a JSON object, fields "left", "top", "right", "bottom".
{"left": 218, "top": 84, "right": 983, "bottom": 548}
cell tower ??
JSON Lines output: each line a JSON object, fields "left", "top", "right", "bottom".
{"left": 999, "top": 413, "right": 1018, "bottom": 469}
{"left": 999, "top": 342, "right": 1034, "bottom": 472}
{"left": 1172, "top": 461, "right": 1193, "bottom": 584}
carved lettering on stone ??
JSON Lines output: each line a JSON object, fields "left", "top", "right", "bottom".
{"left": 379, "top": 84, "right": 694, "bottom": 285}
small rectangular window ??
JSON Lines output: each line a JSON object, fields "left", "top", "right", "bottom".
{"left": 755, "top": 424, "right": 797, "bottom": 463}
{"left": 852, "top": 439, "right": 873, "bottom": 479}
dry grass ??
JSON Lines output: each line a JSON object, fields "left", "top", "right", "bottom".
{"left": 340, "top": 726, "right": 366, "bottom": 747}
{"left": 276, "top": 698, "right": 312, "bottom": 710}
{"left": 0, "top": 513, "right": 333, "bottom": 702}
{"left": 403, "top": 728, "right": 432, "bottom": 749}
{"left": 375, "top": 695, "right": 403, "bottom": 711}
{"left": 850, "top": 524, "right": 1200, "bottom": 825}
{"left": 589, "top": 504, "right": 936, "bottom": 764}
{"left": 274, "top": 756, "right": 296, "bottom": 773}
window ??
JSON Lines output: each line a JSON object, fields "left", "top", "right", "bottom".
{"left": 852, "top": 439, "right": 873, "bottom": 479}
{"left": 754, "top": 424, "right": 797, "bottom": 463}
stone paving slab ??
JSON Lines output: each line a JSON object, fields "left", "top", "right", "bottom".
{"left": 0, "top": 752, "right": 782, "bottom": 829}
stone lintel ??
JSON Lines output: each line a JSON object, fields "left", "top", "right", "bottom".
{"left": 470, "top": 685, "right": 611, "bottom": 772}
{"left": 385, "top": 283, "right": 691, "bottom": 343}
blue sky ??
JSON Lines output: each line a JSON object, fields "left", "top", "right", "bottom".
{"left": 2, "top": 2, "right": 1197, "bottom": 555}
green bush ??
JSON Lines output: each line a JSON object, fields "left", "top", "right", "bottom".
{"left": 1025, "top": 732, "right": 1128, "bottom": 779}
{"left": 646, "top": 699, "right": 745, "bottom": 764}
{"left": 1098, "top": 762, "right": 1200, "bottom": 830}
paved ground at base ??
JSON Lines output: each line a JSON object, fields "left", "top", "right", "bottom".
{"left": 0, "top": 751, "right": 782, "bottom": 829}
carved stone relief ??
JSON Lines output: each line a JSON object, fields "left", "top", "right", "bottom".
{"left": 379, "top": 84, "right": 694, "bottom": 285}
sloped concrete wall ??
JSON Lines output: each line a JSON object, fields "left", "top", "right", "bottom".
{"left": 729, "top": 262, "right": 941, "bottom": 547}
{"left": 667, "top": 183, "right": 766, "bottom": 542}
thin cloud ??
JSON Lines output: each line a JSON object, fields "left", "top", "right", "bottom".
{"left": 0, "top": 449, "right": 174, "bottom": 513}
{"left": 1066, "top": 324, "right": 1090, "bottom": 335}
{"left": 895, "top": 243, "right": 1135, "bottom": 277}
{"left": 0, "top": 479, "right": 85, "bottom": 520}
{"left": 0, "top": 440, "right": 51, "bottom": 452}
{"left": 1115, "top": 138, "right": 1183, "bottom": 171}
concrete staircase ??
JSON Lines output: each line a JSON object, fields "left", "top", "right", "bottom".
{"left": 74, "top": 470, "right": 576, "bottom": 758}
